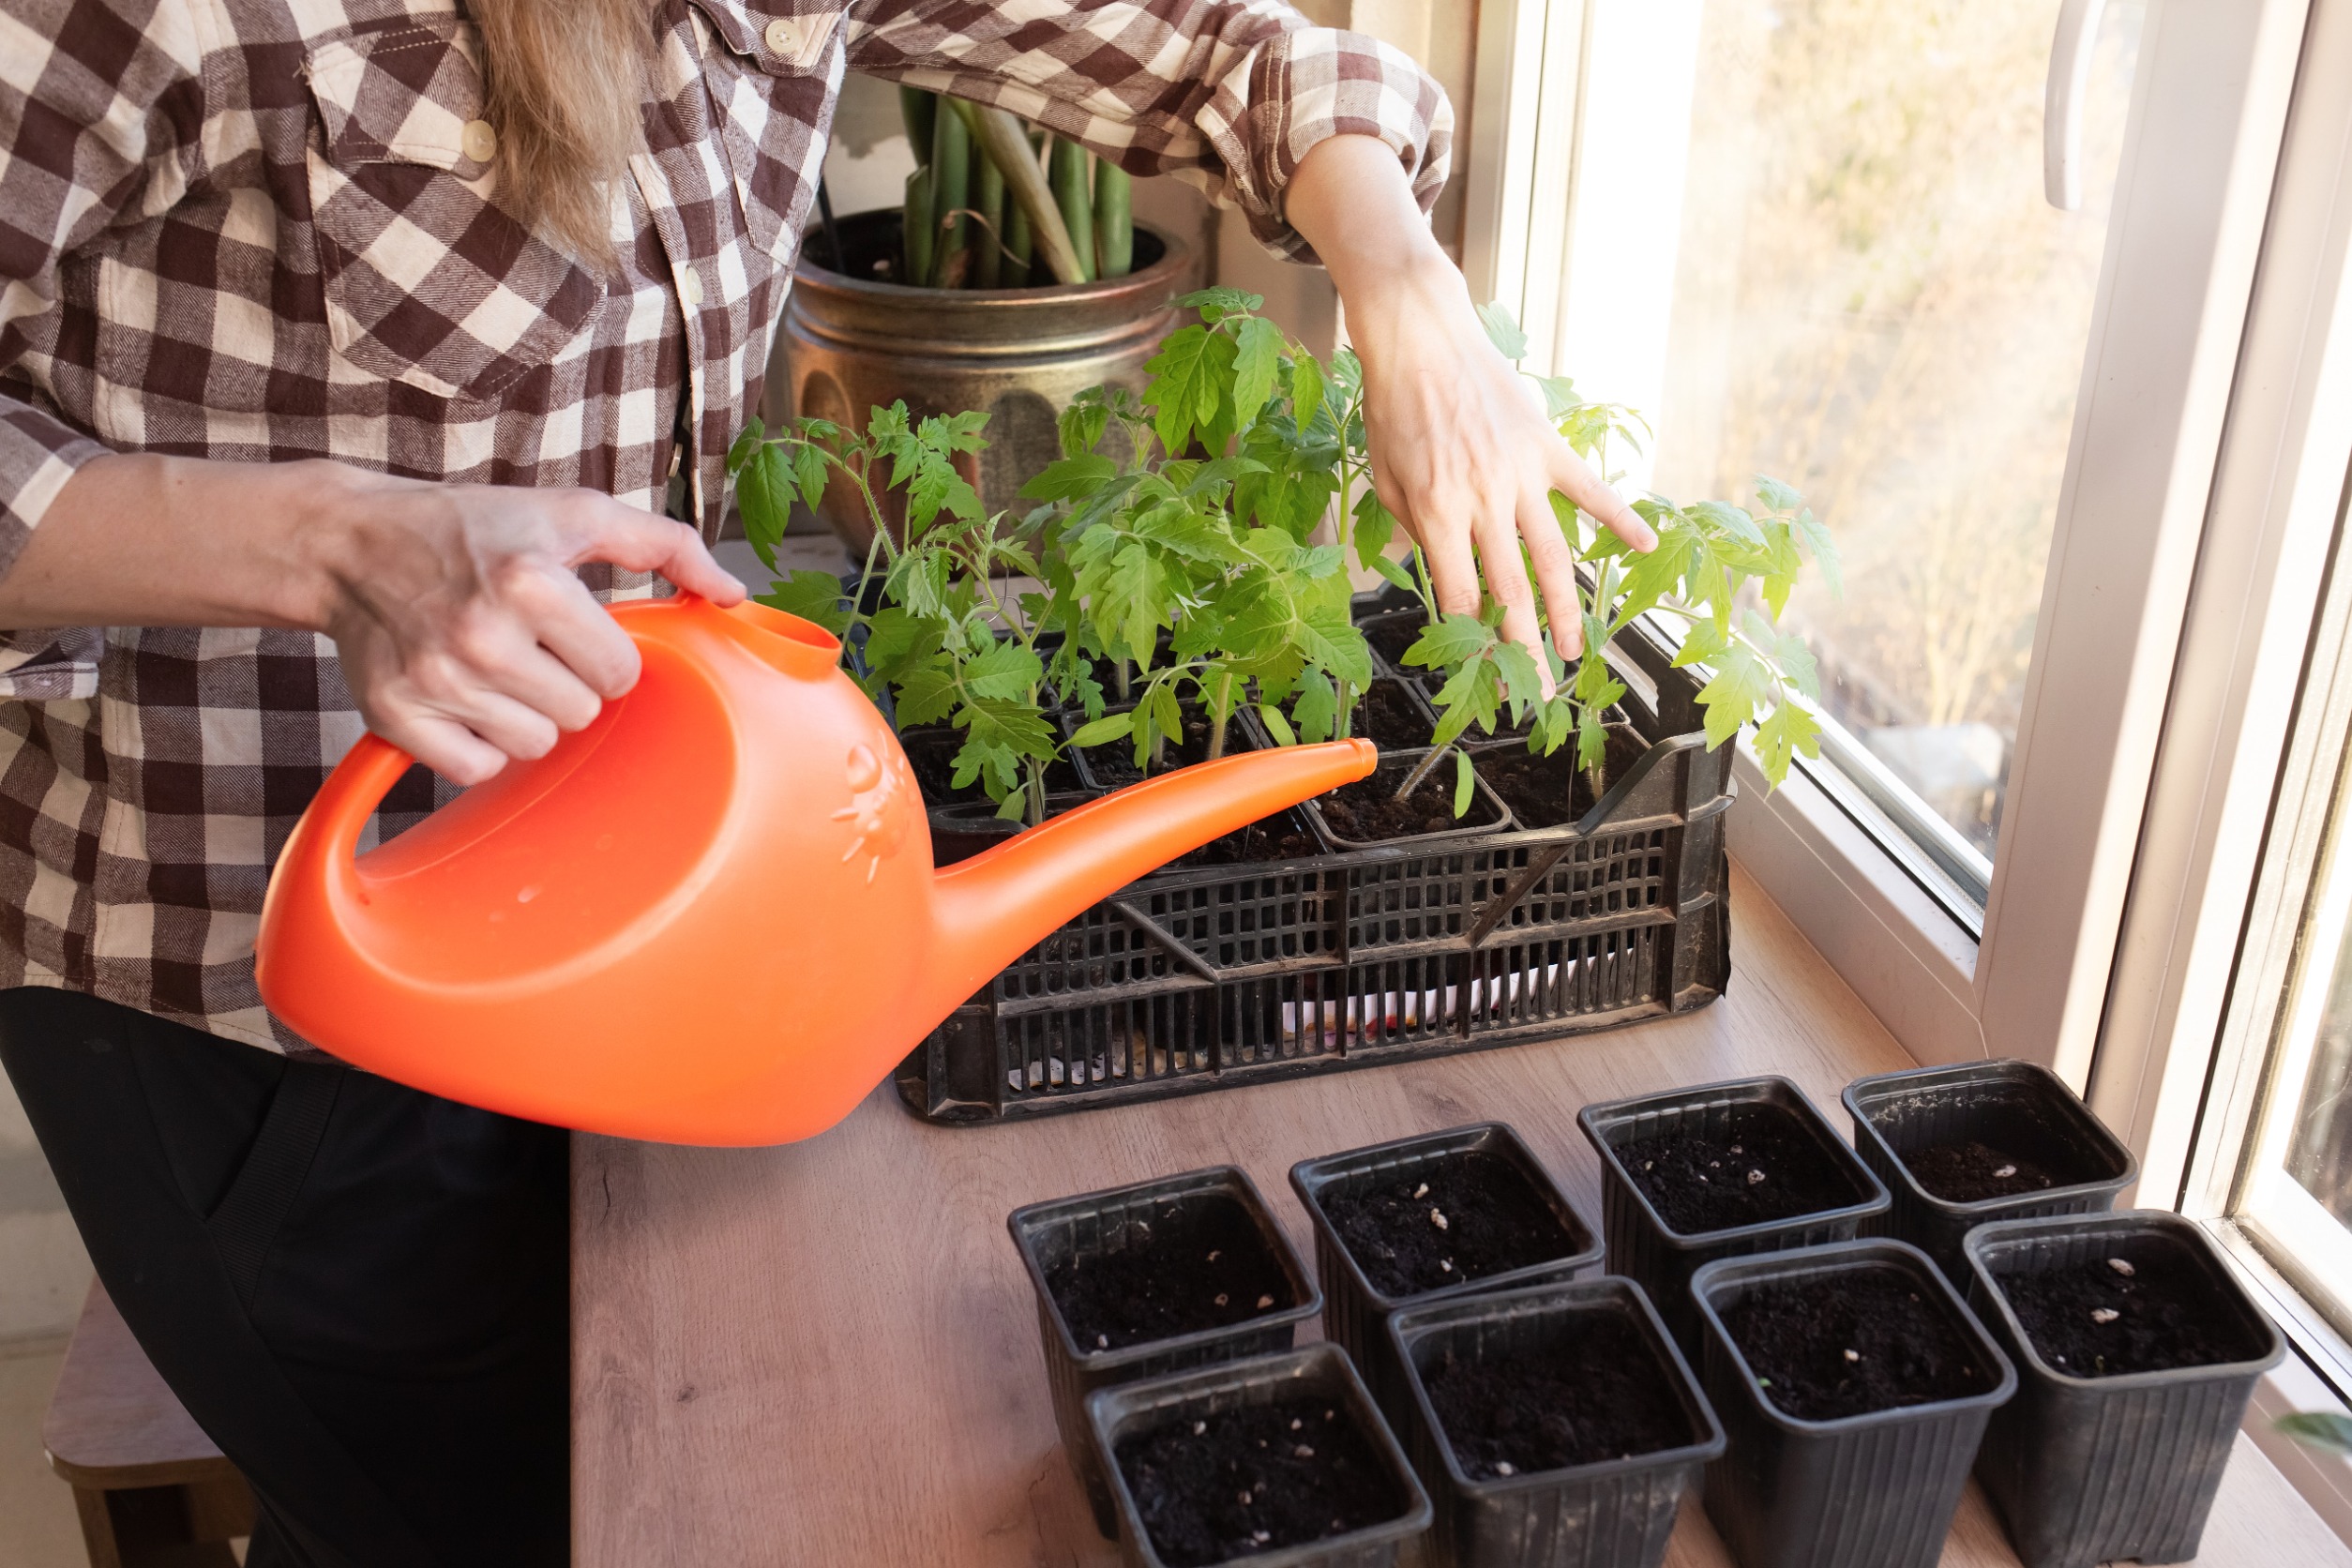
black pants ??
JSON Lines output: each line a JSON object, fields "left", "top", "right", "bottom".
{"left": 0, "top": 988, "right": 568, "bottom": 1568}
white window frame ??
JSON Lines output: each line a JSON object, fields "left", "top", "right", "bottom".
{"left": 1460, "top": 0, "right": 2314, "bottom": 1079}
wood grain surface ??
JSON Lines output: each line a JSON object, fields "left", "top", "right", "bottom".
{"left": 42, "top": 1281, "right": 232, "bottom": 1490}
{"left": 572, "top": 861, "right": 2352, "bottom": 1566}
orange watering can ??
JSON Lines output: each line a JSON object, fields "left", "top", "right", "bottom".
{"left": 255, "top": 596, "right": 1375, "bottom": 1146}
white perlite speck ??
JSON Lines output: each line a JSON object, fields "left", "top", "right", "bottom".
{"left": 2091, "top": 1307, "right": 2120, "bottom": 1324}
{"left": 1495, "top": 1461, "right": 1516, "bottom": 1477}
{"left": 1994, "top": 1165, "right": 2017, "bottom": 1180}
{"left": 2108, "top": 1258, "right": 2135, "bottom": 1277}
{"left": 1843, "top": 1349, "right": 1860, "bottom": 1362}
{"left": 1431, "top": 1209, "right": 1449, "bottom": 1230}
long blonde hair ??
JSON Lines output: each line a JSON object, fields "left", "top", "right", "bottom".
{"left": 473, "top": 0, "right": 652, "bottom": 266}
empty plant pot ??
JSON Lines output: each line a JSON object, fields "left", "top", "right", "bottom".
{"left": 1961, "top": 1211, "right": 2284, "bottom": 1568}
{"left": 1692, "top": 1239, "right": 2016, "bottom": 1568}
{"left": 1577, "top": 1077, "right": 1889, "bottom": 1354}
{"left": 1388, "top": 1277, "right": 1725, "bottom": 1568}
{"left": 1011, "top": 1167, "right": 1322, "bottom": 1536}
{"left": 1843, "top": 1059, "right": 2135, "bottom": 1282}
{"left": 1290, "top": 1123, "right": 1602, "bottom": 1427}
{"left": 1085, "top": 1342, "right": 1433, "bottom": 1568}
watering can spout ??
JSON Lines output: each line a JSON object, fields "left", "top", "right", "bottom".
{"left": 922, "top": 740, "right": 1377, "bottom": 1016}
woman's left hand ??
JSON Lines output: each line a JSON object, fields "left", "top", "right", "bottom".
{"left": 1282, "top": 135, "right": 1655, "bottom": 683}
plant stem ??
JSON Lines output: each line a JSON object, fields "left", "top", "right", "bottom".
{"left": 1048, "top": 137, "right": 1096, "bottom": 283}
{"left": 1206, "top": 667, "right": 1233, "bottom": 759}
{"left": 1334, "top": 679, "right": 1353, "bottom": 740}
{"left": 1395, "top": 744, "right": 1448, "bottom": 802}
{"left": 1093, "top": 160, "right": 1132, "bottom": 279}
{"left": 972, "top": 136, "right": 1003, "bottom": 289}
{"left": 1025, "top": 761, "right": 1047, "bottom": 827}
{"left": 952, "top": 100, "right": 1086, "bottom": 285}
{"left": 929, "top": 104, "right": 971, "bottom": 286}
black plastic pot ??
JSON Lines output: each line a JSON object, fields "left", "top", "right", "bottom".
{"left": 1843, "top": 1059, "right": 2135, "bottom": 1282}
{"left": 1960, "top": 1212, "right": 2284, "bottom": 1568}
{"left": 1692, "top": 1239, "right": 2016, "bottom": 1568}
{"left": 1388, "top": 1278, "right": 1724, "bottom": 1568}
{"left": 1010, "top": 1167, "right": 1322, "bottom": 1536}
{"left": 1289, "top": 1123, "right": 1601, "bottom": 1427}
{"left": 1577, "top": 1077, "right": 1890, "bottom": 1355}
{"left": 1299, "top": 746, "right": 1515, "bottom": 851}
{"left": 1084, "top": 1343, "right": 1433, "bottom": 1568}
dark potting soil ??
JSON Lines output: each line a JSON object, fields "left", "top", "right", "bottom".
{"left": 1425, "top": 1310, "right": 1691, "bottom": 1478}
{"left": 1999, "top": 1253, "right": 2269, "bottom": 1378}
{"left": 1616, "top": 1104, "right": 1863, "bottom": 1235}
{"left": 1349, "top": 680, "right": 1436, "bottom": 749}
{"left": 1726, "top": 1268, "right": 1991, "bottom": 1422}
{"left": 1473, "top": 728, "right": 1653, "bottom": 829}
{"left": 1364, "top": 616, "right": 1425, "bottom": 673}
{"left": 1045, "top": 1196, "right": 1297, "bottom": 1353}
{"left": 1904, "top": 1138, "right": 2059, "bottom": 1203}
{"left": 1320, "top": 1149, "right": 1580, "bottom": 1297}
{"left": 1077, "top": 715, "right": 1310, "bottom": 865}
{"left": 1115, "top": 1397, "right": 1400, "bottom": 1567}
{"left": 1316, "top": 755, "right": 1503, "bottom": 843}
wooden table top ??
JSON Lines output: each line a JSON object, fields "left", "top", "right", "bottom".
{"left": 571, "top": 861, "right": 2352, "bottom": 1566}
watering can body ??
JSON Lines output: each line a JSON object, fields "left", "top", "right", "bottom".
{"left": 255, "top": 596, "right": 1375, "bottom": 1145}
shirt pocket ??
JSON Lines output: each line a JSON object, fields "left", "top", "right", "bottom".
{"left": 686, "top": 1, "right": 844, "bottom": 265}
{"left": 301, "top": 20, "right": 604, "bottom": 401}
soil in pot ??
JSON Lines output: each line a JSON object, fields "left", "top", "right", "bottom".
{"left": 1320, "top": 1148, "right": 1580, "bottom": 1296}
{"left": 1316, "top": 754, "right": 1506, "bottom": 844}
{"left": 1472, "top": 729, "right": 1652, "bottom": 829}
{"left": 1115, "top": 1397, "right": 1397, "bottom": 1566}
{"left": 1998, "top": 1254, "right": 2272, "bottom": 1378}
{"left": 1726, "top": 1268, "right": 1994, "bottom": 1421}
{"left": 1046, "top": 1195, "right": 1300, "bottom": 1352}
{"left": 1902, "top": 1139, "right": 2059, "bottom": 1203}
{"left": 1424, "top": 1310, "right": 1690, "bottom": 1478}
{"left": 1364, "top": 616, "right": 1427, "bottom": 675}
{"left": 1347, "top": 680, "right": 1436, "bottom": 750}
{"left": 1078, "top": 713, "right": 1314, "bottom": 865}
{"left": 904, "top": 730, "right": 1082, "bottom": 808}
{"left": 1618, "top": 1104, "right": 1862, "bottom": 1234}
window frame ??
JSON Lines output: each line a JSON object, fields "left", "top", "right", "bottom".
{"left": 1459, "top": 0, "right": 2314, "bottom": 1082}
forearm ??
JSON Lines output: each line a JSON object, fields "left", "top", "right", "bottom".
{"left": 0, "top": 453, "right": 345, "bottom": 631}
{"left": 1283, "top": 135, "right": 1482, "bottom": 380}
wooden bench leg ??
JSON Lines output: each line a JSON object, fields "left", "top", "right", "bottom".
{"left": 70, "top": 1477, "right": 249, "bottom": 1568}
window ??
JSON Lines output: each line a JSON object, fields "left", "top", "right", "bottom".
{"left": 1464, "top": 0, "right": 2311, "bottom": 1074}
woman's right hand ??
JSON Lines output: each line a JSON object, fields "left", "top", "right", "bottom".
{"left": 0, "top": 454, "right": 746, "bottom": 785}
{"left": 314, "top": 465, "right": 746, "bottom": 784}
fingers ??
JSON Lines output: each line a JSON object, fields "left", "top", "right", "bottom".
{"left": 1469, "top": 505, "right": 1550, "bottom": 698}
{"left": 503, "top": 565, "right": 641, "bottom": 701}
{"left": 384, "top": 714, "right": 510, "bottom": 789}
{"left": 1519, "top": 484, "right": 1584, "bottom": 662}
{"left": 1550, "top": 443, "right": 1655, "bottom": 552}
{"left": 561, "top": 495, "right": 747, "bottom": 605}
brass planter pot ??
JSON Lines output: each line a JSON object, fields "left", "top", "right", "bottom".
{"left": 773, "top": 209, "right": 1200, "bottom": 552}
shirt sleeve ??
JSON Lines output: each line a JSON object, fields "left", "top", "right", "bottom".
{"left": 842, "top": 0, "right": 1452, "bottom": 264}
{"left": 0, "top": 0, "right": 204, "bottom": 578}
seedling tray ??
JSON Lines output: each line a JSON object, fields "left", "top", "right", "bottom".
{"left": 897, "top": 605, "right": 1735, "bottom": 1123}
{"left": 1084, "top": 1343, "right": 1433, "bottom": 1568}
{"left": 1843, "top": 1060, "right": 2135, "bottom": 1282}
{"left": 1388, "top": 1277, "right": 1724, "bottom": 1568}
{"left": 1010, "top": 1167, "right": 1322, "bottom": 1536}
{"left": 1961, "top": 1212, "right": 2283, "bottom": 1568}
{"left": 1692, "top": 1240, "right": 2016, "bottom": 1568}
{"left": 1577, "top": 1076, "right": 1890, "bottom": 1355}
{"left": 1289, "top": 1123, "right": 1601, "bottom": 1427}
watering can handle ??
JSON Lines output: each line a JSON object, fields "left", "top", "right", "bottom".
{"left": 306, "top": 732, "right": 421, "bottom": 875}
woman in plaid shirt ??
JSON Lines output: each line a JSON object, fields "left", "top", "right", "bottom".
{"left": 0, "top": 0, "right": 1654, "bottom": 1561}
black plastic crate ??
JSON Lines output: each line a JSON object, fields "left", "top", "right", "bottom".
{"left": 1289, "top": 1123, "right": 1601, "bottom": 1428}
{"left": 897, "top": 611, "right": 1735, "bottom": 1123}
{"left": 1009, "top": 1167, "right": 1322, "bottom": 1535}
{"left": 1962, "top": 1212, "right": 2284, "bottom": 1568}
{"left": 1084, "top": 1343, "right": 1433, "bottom": 1568}
{"left": 1388, "top": 1277, "right": 1724, "bottom": 1568}
{"left": 1693, "top": 1240, "right": 2017, "bottom": 1568}
{"left": 1843, "top": 1059, "right": 2136, "bottom": 1282}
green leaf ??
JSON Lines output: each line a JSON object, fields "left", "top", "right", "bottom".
{"left": 1257, "top": 702, "right": 1297, "bottom": 746}
{"left": 1353, "top": 490, "right": 1397, "bottom": 571}
{"left": 754, "top": 569, "right": 851, "bottom": 636}
{"left": 1373, "top": 554, "right": 1419, "bottom": 594}
{"left": 1689, "top": 500, "right": 1764, "bottom": 547}
{"left": 1290, "top": 353, "right": 1325, "bottom": 435}
{"left": 1066, "top": 712, "right": 1134, "bottom": 748}
{"left": 1752, "top": 700, "right": 1824, "bottom": 787}
{"left": 892, "top": 665, "right": 959, "bottom": 727}
{"left": 1453, "top": 748, "right": 1475, "bottom": 818}
{"left": 1474, "top": 300, "right": 1530, "bottom": 362}
{"left": 1671, "top": 618, "right": 1731, "bottom": 671}
{"left": 1756, "top": 475, "right": 1802, "bottom": 513}
{"left": 1695, "top": 643, "right": 1772, "bottom": 751}
{"left": 1794, "top": 506, "right": 1843, "bottom": 596}
{"left": 2278, "top": 1413, "right": 2352, "bottom": 1455}
{"left": 1231, "top": 316, "right": 1283, "bottom": 430}
{"left": 1577, "top": 710, "right": 1609, "bottom": 772}
{"left": 1535, "top": 375, "right": 1581, "bottom": 420}
{"left": 1059, "top": 394, "right": 1110, "bottom": 460}
{"left": 726, "top": 416, "right": 763, "bottom": 475}
{"left": 1021, "top": 454, "right": 1120, "bottom": 501}
{"left": 962, "top": 641, "right": 1045, "bottom": 701}
{"left": 1405, "top": 613, "right": 1495, "bottom": 671}
{"left": 735, "top": 444, "right": 795, "bottom": 569}
{"left": 1292, "top": 669, "right": 1337, "bottom": 743}
{"left": 1174, "top": 285, "right": 1263, "bottom": 323}
{"left": 791, "top": 443, "right": 827, "bottom": 511}
{"left": 1143, "top": 324, "right": 1238, "bottom": 458}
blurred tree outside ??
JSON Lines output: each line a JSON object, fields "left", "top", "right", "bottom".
{"left": 1649, "top": 0, "right": 2144, "bottom": 854}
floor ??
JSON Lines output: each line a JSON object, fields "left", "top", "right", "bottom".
{"left": 0, "top": 1335, "right": 83, "bottom": 1568}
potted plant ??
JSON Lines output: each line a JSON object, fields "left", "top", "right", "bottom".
{"left": 1691, "top": 1239, "right": 2017, "bottom": 1568}
{"left": 1576, "top": 1077, "right": 1890, "bottom": 1355}
{"left": 1842, "top": 1060, "right": 2137, "bottom": 1283}
{"left": 729, "top": 289, "right": 1835, "bottom": 1122}
{"left": 1008, "top": 1167, "right": 1321, "bottom": 1535}
{"left": 1288, "top": 1123, "right": 1601, "bottom": 1425}
{"left": 1385, "top": 1277, "right": 1726, "bottom": 1568}
{"left": 1084, "top": 1342, "right": 1433, "bottom": 1568}
{"left": 776, "top": 88, "right": 1200, "bottom": 547}
{"left": 1960, "top": 1212, "right": 2284, "bottom": 1568}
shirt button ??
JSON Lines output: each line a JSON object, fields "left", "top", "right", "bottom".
{"left": 679, "top": 270, "right": 704, "bottom": 308}
{"left": 763, "top": 17, "right": 801, "bottom": 54}
{"left": 460, "top": 118, "right": 498, "bottom": 163}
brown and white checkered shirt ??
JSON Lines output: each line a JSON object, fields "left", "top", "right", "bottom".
{"left": 0, "top": 0, "right": 1449, "bottom": 1050}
